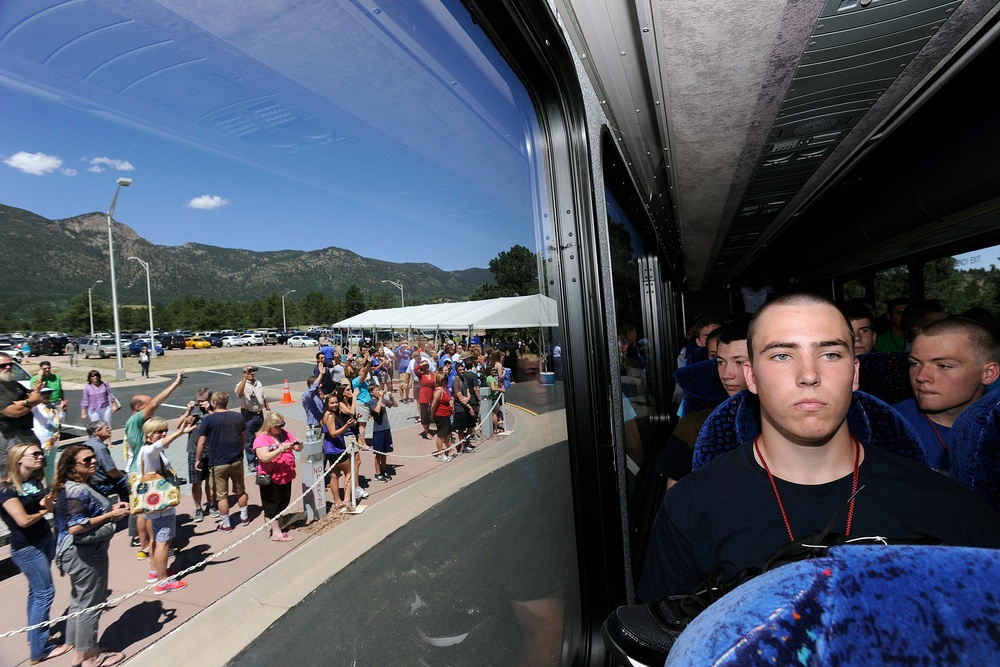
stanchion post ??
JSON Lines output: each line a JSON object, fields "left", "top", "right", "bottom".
{"left": 300, "top": 425, "right": 326, "bottom": 521}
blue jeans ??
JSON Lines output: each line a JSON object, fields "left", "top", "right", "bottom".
{"left": 10, "top": 532, "right": 57, "bottom": 660}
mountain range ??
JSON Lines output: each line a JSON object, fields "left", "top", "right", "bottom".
{"left": 2, "top": 204, "right": 492, "bottom": 305}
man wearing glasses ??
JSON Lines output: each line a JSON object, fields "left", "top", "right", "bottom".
{"left": 0, "top": 352, "right": 42, "bottom": 477}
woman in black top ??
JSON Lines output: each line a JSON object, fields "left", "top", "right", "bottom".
{"left": 0, "top": 443, "right": 70, "bottom": 663}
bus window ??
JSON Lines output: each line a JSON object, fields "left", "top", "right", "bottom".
{"left": 925, "top": 246, "right": 1000, "bottom": 318}
{"left": 0, "top": 0, "right": 580, "bottom": 664}
{"left": 607, "top": 187, "right": 656, "bottom": 477}
{"left": 875, "top": 265, "right": 910, "bottom": 318}
{"left": 842, "top": 278, "right": 867, "bottom": 302}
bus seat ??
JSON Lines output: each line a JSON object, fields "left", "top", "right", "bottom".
{"left": 673, "top": 359, "right": 727, "bottom": 416}
{"left": 665, "top": 545, "right": 1000, "bottom": 666}
{"left": 858, "top": 351, "right": 913, "bottom": 405}
{"left": 949, "top": 391, "right": 1000, "bottom": 513}
{"left": 691, "top": 390, "right": 927, "bottom": 471}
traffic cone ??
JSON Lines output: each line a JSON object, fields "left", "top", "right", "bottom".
{"left": 280, "top": 378, "right": 294, "bottom": 404}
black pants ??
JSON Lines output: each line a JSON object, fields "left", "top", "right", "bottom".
{"left": 259, "top": 482, "right": 292, "bottom": 521}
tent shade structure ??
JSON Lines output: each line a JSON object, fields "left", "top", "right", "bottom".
{"left": 334, "top": 294, "right": 559, "bottom": 330}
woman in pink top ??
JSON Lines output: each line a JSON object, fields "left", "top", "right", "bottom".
{"left": 253, "top": 412, "right": 303, "bottom": 542}
{"left": 79, "top": 370, "right": 117, "bottom": 426}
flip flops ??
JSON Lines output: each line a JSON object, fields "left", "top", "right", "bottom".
{"left": 76, "top": 652, "right": 126, "bottom": 667}
{"left": 30, "top": 644, "right": 72, "bottom": 664}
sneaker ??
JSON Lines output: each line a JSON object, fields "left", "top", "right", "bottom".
{"left": 208, "top": 506, "right": 220, "bottom": 518}
{"left": 354, "top": 487, "right": 369, "bottom": 500}
{"left": 154, "top": 579, "right": 188, "bottom": 595}
{"left": 240, "top": 515, "right": 250, "bottom": 526}
{"left": 168, "top": 547, "right": 178, "bottom": 559}
{"left": 375, "top": 474, "right": 389, "bottom": 483}
{"left": 147, "top": 571, "right": 158, "bottom": 583}
{"left": 602, "top": 596, "right": 707, "bottom": 666}
{"left": 130, "top": 537, "right": 141, "bottom": 548}
{"left": 136, "top": 550, "right": 149, "bottom": 560}
{"left": 465, "top": 445, "right": 477, "bottom": 453}
{"left": 218, "top": 524, "right": 234, "bottom": 533}
{"left": 193, "top": 509, "right": 204, "bottom": 523}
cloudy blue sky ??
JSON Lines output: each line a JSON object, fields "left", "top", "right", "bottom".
{"left": 0, "top": 0, "right": 542, "bottom": 273}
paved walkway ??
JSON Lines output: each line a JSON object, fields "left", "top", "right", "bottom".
{"left": 0, "top": 378, "right": 530, "bottom": 667}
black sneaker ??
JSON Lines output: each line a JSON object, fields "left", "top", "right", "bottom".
{"left": 602, "top": 595, "right": 710, "bottom": 666}
{"left": 131, "top": 537, "right": 141, "bottom": 548}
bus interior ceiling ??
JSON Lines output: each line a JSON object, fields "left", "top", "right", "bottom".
{"left": 558, "top": 0, "right": 1000, "bottom": 294}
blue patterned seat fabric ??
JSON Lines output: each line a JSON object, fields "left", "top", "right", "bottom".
{"left": 949, "top": 391, "right": 1000, "bottom": 512}
{"left": 857, "top": 351, "right": 913, "bottom": 405}
{"left": 673, "top": 359, "right": 728, "bottom": 416}
{"left": 691, "top": 390, "right": 927, "bottom": 471}
{"left": 665, "top": 545, "right": 1000, "bottom": 666}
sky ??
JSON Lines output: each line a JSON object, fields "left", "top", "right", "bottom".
{"left": 952, "top": 245, "right": 1000, "bottom": 271}
{"left": 0, "top": 0, "right": 542, "bottom": 273}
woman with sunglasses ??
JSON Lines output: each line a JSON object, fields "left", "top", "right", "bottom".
{"left": 253, "top": 412, "right": 303, "bottom": 541}
{"left": 1, "top": 443, "right": 71, "bottom": 664}
{"left": 79, "top": 371, "right": 118, "bottom": 427}
{"left": 52, "top": 445, "right": 130, "bottom": 667}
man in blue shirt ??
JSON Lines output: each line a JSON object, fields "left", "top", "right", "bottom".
{"left": 894, "top": 317, "right": 1000, "bottom": 471}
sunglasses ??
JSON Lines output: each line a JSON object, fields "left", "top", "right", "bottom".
{"left": 23, "top": 451, "right": 44, "bottom": 459}
{"left": 274, "top": 422, "right": 286, "bottom": 428}
{"left": 0, "top": 362, "right": 12, "bottom": 369}
{"left": 154, "top": 429, "right": 169, "bottom": 435}
{"left": 76, "top": 456, "right": 97, "bottom": 465}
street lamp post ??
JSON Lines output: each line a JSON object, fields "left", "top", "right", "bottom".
{"left": 381, "top": 279, "right": 404, "bottom": 307}
{"left": 129, "top": 256, "right": 154, "bottom": 351}
{"left": 282, "top": 289, "right": 296, "bottom": 333}
{"left": 107, "top": 177, "right": 132, "bottom": 381}
{"left": 87, "top": 280, "right": 103, "bottom": 336}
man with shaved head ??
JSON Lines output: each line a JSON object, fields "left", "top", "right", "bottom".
{"left": 894, "top": 317, "right": 1000, "bottom": 471}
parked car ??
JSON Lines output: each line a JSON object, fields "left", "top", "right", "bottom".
{"left": 204, "top": 335, "right": 223, "bottom": 347}
{"left": 260, "top": 330, "right": 280, "bottom": 345}
{"left": 185, "top": 336, "right": 212, "bottom": 349}
{"left": 31, "top": 335, "right": 69, "bottom": 355}
{"left": 0, "top": 344, "right": 25, "bottom": 364}
{"left": 220, "top": 335, "right": 245, "bottom": 347}
{"left": 79, "top": 336, "right": 127, "bottom": 359}
{"left": 156, "top": 334, "right": 187, "bottom": 350}
{"left": 240, "top": 333, "right": 265, "bottom": 346}
{"left": 286, "top": 335, "right": 320, "bottom": 348}
{"left": 128, "top": 339, "right": 164, "bottom": 356}
{"left": 8, "top": 359, "right": 32, "bottom": 390}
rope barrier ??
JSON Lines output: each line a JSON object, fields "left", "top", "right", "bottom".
{"left": 0, "top": 394, "right": 512, "bottom": 640}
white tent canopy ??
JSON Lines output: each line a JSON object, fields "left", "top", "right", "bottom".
{"left": 333, "top": 294, "right": 558, "bottom": 330}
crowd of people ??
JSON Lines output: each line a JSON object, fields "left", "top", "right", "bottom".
{"left": 0, "top": 333, "right": 516, "bottom": 664}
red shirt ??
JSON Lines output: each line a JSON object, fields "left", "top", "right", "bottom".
{"left": 418, "top": 371, "right": 435, "bottom": 404}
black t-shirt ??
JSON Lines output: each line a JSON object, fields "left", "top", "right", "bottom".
{"left": 0, "top": 481, "right": 51, "bottom": 550}
{"left": 463, "top": 370, "right": 481, "bottom": 407}
{"left": 200, "top": 410, "right": 247, "bottom": 466}
{"left": 638, "top": 443, "right": 1000, "bottom": 602}
{"left": 0, "top": 380, "right": 31, "bottom": 438}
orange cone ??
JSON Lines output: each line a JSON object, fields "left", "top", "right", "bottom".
{"left": 280, "top": 378, "right": 294, "bottom": 404}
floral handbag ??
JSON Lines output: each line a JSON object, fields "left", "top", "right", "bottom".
{"left": 129, "top": 455, "right": 181, "bottom": 514}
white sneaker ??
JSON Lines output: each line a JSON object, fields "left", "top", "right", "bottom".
{"left": 354, "top": 487, "right": 369, "bottom": 499}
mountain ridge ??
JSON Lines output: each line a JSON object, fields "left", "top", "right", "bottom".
{"left": 2, "top": 203, "right": 491, "bottom": 304}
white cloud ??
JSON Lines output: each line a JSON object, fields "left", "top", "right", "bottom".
{"left": 186, "top": 195, "right": 230, "bottom": 210}
{"left": 62, "top": 168, "right": 77, "bottom": 176}
{"left": 87, "top": 165, "right": 104, "bottom": 173}
{"left": 88, "top": 156, "right": 135, "bottom": 171}
{"left": 3, "top": 151, "right": 63, "bottom": 175}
